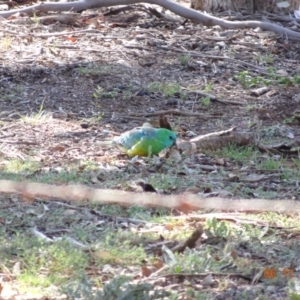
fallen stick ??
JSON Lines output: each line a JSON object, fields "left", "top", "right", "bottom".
{"left": 0, "top": 180, "right": 299, "bottom": 213}
{"left": 129, "top": 109, "right": 217, "bottom": 118}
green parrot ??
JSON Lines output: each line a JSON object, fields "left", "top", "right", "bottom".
{"left": 112, "top": 127, "right": 177, "bottom": 157}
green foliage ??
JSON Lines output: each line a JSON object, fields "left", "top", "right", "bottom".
{"left": 32, "top": 12, "right": 40, "bottom": 24}
{"left": 204, "top": 83, "right": 213, "bottom": 93}
{"left": 62, "top": 274, "right": 170, "bottom": 300}
{"left": 78, "top": 65, "right": 112, "bottom": 77}
{"left": 256, "top": 53, "right": 274, "bottom": 64}
{"left": 1, "top": 37, "right": 11, "bottom": 49}
{"left": 258, "top": 157, "right": 285, "bottom": 170}
{"left": 236, "top": 69, "right": 300, "bottom": 89}
{"left": 148, "top": 82, "right": 181, "bottom": 98}
{"left": 2, "top": 159, "right": 41, "bottom": 174}
{"left": 235, "top": 71, "right": 271, "bottom": 89}
{"left": 93, "top": 86, "right": 119, "bottom": 99}
{"left": 215, "top": 144, "right": 255, "bottom": 162}
{"left": 171, "top": 248, "right": 214, "bottom": 274}
{"left": 179, "top": 53, "right": 191, "bottom": 66}
{"left": 201, "top": 96, "right": 210, "bottom": 106}
{"left": 206, "top": 218, "right": 231, "bottom": 238}
{"left": 0, "top": 235, "right": 89, "bottom": 288}
{"left": 290, "top": 293, "right": 300, "bottom": 300}
{"left": 21, "top": 101, "right": 50, "bottom": 125}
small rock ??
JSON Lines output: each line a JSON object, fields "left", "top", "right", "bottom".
{"left": 80, "top": 123, "right": 89, "bottom": 129}
{"left": 266, "top": 285, "right": 278, "bottom": 293}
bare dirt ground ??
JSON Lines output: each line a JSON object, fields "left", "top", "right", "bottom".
{"left": 1, "top": 1, "right": 300, "bottom": 299}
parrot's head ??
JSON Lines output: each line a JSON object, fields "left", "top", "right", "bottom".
{"left": 158, "top": 128, "right": 177, "bottom": 148}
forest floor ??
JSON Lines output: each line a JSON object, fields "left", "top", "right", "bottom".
{"left": 0, "top": 1, "right": 300, "bottom": 299}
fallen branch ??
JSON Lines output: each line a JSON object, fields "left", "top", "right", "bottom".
{"left": 1, "top": 0, "right": 300, "bottom": 39}
{"left": 171, "top": 226, "right": 203, "bottom": 253}
{"left": 0, "top": 180, "right": 300, "bottom": 212}
{"left": 158, "top": 272, "right": 255, "bottom": 282}
{"left": 177, "top": 127, "right": 254, "bottom": 153}
{"left": 129, "top": 109, "right": 217, "bottom": 118}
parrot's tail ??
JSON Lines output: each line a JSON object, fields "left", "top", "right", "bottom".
{"left": 95, "top": 140, "right": 114, "bottom": 147}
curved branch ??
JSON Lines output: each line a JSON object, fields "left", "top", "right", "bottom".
{"left": 1, "top": 0, "right": 300, "bottom": 39}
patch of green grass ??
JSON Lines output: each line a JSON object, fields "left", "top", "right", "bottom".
{"left": 1, "top": 37, "right": 11, "bottom": 49}
{"left": 2, "top": 159, "right": 41, "bottom": 174}
{"left": 93, "top": 86, "right": 119, "bottom": 99}
{"left": 235, "top": 71, "right": 271, "bottom": 89}
{"left": 205, "top": 217, "right": 232, "bottom": 238}
{"left": 148, "top": 82, "right": 181, "bottom": 98}
{"left": 32, "top": 12, "right": 40, "bottom": 24}
{"left": 283, "top": 116, "right": 296, "bottom": 124}
{"left": 100, "top": 204, "right": 125, "bottom": 216}
{"left": 93, "top": 230, "right": 148, "bottom": 266}
{"left": 2, "top": 92, "right": 15, "bottom": 102}
{"left": 256, "top": 53, "right": 274, "bottom": 65}
{"left": 0, "top": 161, "right": 95, "bottom": 184}
{"left": 19, "top": 271, "right": 64, "bottom": 288}
{"left": 93, "top": 85, "right": 132, "bottom": 100}
{"left": 21, "top": 101, "right": 51, "bottom": 126}
{"left": 236, "top": 69, "right": 300, "bottom": 90}
{"left": 215, "top": 144, "right": 256, "bottom": 162}
{"left": 258, "top": 156, "right": 285, "bottom": 170}
{"left": 37, "top": 170, "right": 89, "bottom": 184}
{"left": 148, "top": 173, "right": 181, "bottom": 192}
{"left": 0, "top": 85, "right": 25, "bottom": 102}
{"left": 289, "top": 292, "right": 300, "bottom": 300}
{"left": 171, "top": 247, "right": 217, "bottom": 274}
{"left": 201, "top": 96, "right": 210, "bottom": 106}
{"left": 185, "top": 288, "right": 210, "bottom": 300}
{"left": 204, "top": 83, "right": 213, "bottom": 93}
{"left": 238, "top": 186, "right": 280, "bottom": 200}
{"left": 62, "top": 273, "right": 171, "bottom": 300}
{"left": 179, "top": 53, "right": 191, "bottom": 66}
{"left": 121, "top": 89, "right": 133, "bottom": 100}
{"left": 77, "top": 65, "right": 112, "bottom": 77}
{"left": 80, "top": 114, "right": 104, "bottom": 124}
{"left": 78, "top": 66, "right": 100, "bottom": 77}
{"left": 0, "top": 235, "right": 89, "bottom": 289}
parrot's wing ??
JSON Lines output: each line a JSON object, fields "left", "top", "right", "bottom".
{"left": 114, "top": 128, "right": 157, "bottom": 150}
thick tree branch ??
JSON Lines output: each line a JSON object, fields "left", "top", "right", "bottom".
{"left": 1, "top": 0, "right": 300, "bottom": 39}
{"left": 1, "top": 179, "right": 299, "bottom": 212}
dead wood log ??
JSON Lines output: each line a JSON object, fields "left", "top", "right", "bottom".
{"left": 1, "top": 0, "right": 300, "bottom": 39}
{"left": 177, "top": 127, "right": 254, "bottom": 153}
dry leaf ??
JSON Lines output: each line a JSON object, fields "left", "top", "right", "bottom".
{"left": 167, "top": 148, "right": 182, "bottom": 162}
{"left": 67, "top": 36, "right": 77, "bottom": 43}
{"left": 164, "top": 223, "right": 174, "bottom": 230}
{"left": 215, "top": 157, "right": 225, "bottom": 165}
{"left": 201, "top": 274, "right": 213, "bottom": 286}
{"left": 141, "top": 266, "right": 153, "bottom": 277}
{"left": 152, "top": 259, "right": 164, "bottom": 270}
{"left": 230, "top": 250, "right": 238, "bottom": 260}
{"left": 49, "top": 145, "right": 66, "bottom": 152}
{"left": 176, "top": 200, "right": 197, "bottom": 212}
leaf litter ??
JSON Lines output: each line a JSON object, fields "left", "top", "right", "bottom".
{"left": 0, "top": 0, "right": 300, "bottom": 299}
